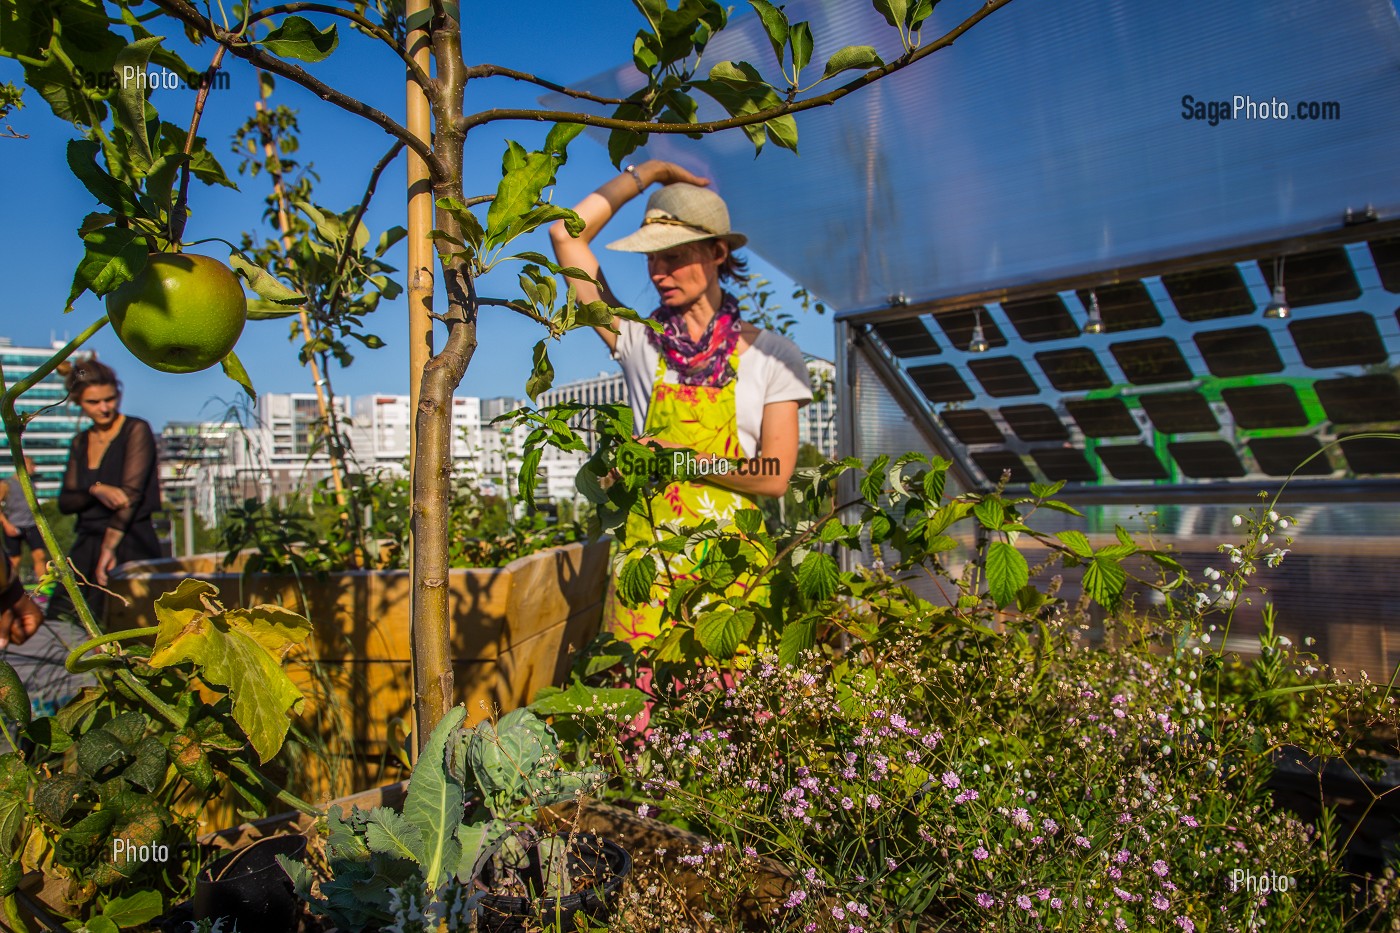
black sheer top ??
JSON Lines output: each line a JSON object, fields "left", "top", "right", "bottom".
{"left": 58, "top": 416, "right": 161, "bottom": 535}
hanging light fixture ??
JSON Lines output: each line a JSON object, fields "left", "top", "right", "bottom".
{"left": 968, "top": 307, "right": 990, "bottom": 353}
{"left": 1082, "top": 291, "right": 1104, "bottom": 335}
{"left": 1263, "top": 256, "right": 1290, "bottom": 319}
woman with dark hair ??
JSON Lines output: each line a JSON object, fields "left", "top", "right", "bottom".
{"left": 550, "top": 161, "right": 812, "bottom": 649}
{"left": 50, "top": 359, "right": 161, "bottom": 621}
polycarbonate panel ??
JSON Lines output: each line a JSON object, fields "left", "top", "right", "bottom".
{"left": 568, "top": 0, "right": 1400, "bottom": 311}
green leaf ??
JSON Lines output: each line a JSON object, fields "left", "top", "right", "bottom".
{"left": 147, "top": 579, "right": 310, "bottom": 762}
{"left": 529, "top": 683, "right": 646, "bottom": 718}
{"left": 747, "top": 0, "right": 789, "bottom": 66}
{"left": 111, "top": 37, "right": 163, "bottom": 172}
{"left": 454, "top": 817, "right": 509, "bottom": 884}
{"left": 765, "top": 113, "right": 799, "bottom": 152}
{"left": 76, "top": 729, "right": 133, "bottom": 779}
{"left": 517, "top": 446, "right": 542, "bottom": 509}
{"left": 220, "top": 350, "right": 256, "bottom": 401}
{"left": 822, "top": 45, "right": 884, "bottom": 79}
{"left": 402, "top": 705, "right": 467, "bottom": 889}
{"left": 973, "top": 498, "right": 1005, "bottom": 530}
{"left": 1055, "top": 530, "right": 1093, "bottom": 559}
{"left": 1029, "top": 480, "right": 1066, "bottom": 499}
{"left": 67, "top": 137, "right": 133, "bottom": 212}
{"left": 122, "top": 736, "right": 167, "bottom": 792}
{"left": 0, "top": 755, "right": 31, "bottom": 855}
{"left": 100, "top": 889, "right": 164, "bottom": 928}
{"left": 376, "top": 225, "right": 408, "bottom": 257}
{"left": 469, "top": 709, "right": 604, "bottom": 821}
{"left": 872, "top": 0, "right": 910, "bottom": 30}
{"left": 618, "top": 555, "right": 657, "bottom": 606}
{"left": 525, "top": 339, "right": 555, "bottom": 401}
{"left": 0, "top": 662, "right": 29, "bottom": 728}
{"left": 167, "top": 729, "right": 215, "bottom": 792}
{"left": 796, "top": 551, "right": 840, "bottom": 602}
{"left": 734, "top": 508, "right": 763, "bottom": 536}
{"left": 985, "top": 541, "right": 1028, "bottom": 608}
{"left": 85, "top": 916, "right": 120, "bottom": 933}
{"left": 544, "top": 121, "right": 585, "bottom": 158}
{"left": 1094, "top": 543, "right": 1137, "bottom": 561}
{"left": 1083, "top": 557, "right": 1127, "bottom": 610}
{"left": 261, "top": 16, "right": 339, "bottom": 62}
{"left": 228, "top": 251, "right": 305, "bottom": 305}
{"left": 34, "top": 774, "right": 87, "bottom": 825}
{"left": 695, "top": 607, "right": 754, "bottom": 660}
{"left": 907, "top": 0, "right": 937, "bottom": 29}
{"left": 789, "top": 21, "right": 813, "bottom": 73}
{"left": 778, "top": 617, "right": 817, "bottom": 666}
{"left": 485, "top": 142, "right": 569, "bottom": 253}
{"left": 364, "top": 806, "right": 425, "bottom": 862}
{"left": 245, "top": 300, "right": 300, "bottom": 320}
{"left": 68, "top": 228, "right": 147, "bottom": 310}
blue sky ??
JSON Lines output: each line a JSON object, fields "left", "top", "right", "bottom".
{"left": 0, "top": 4, "right": 831, "bottom": 429}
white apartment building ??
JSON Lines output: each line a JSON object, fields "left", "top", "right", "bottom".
{"left": 0, "top": 339, "right": 93, "bottom": 499}
{"left": 249, "top": 392, "right": 352, "bottom": 498}
{"left": 801, "top": 356, "right": 838, "bottom": 459}
{"left": 350, "top": 394, "right": 482, "bottom": 474}
{"left": 158, "top": 420, "right": 262, "bottom": 525}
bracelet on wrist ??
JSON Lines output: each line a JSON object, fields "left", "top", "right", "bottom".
{"left": 624, "top": 164, "right": 646, "bottom": 194}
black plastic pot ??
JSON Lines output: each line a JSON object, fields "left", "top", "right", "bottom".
{"left": 193, "top": 834, "right": 309, "bottom": 928}
{"left": 476, "top": 833, "right": 631, "bottom": 933}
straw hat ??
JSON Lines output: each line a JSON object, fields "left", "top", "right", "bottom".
{"left": 604, "top": 183, "right": 749, "bottom": 253}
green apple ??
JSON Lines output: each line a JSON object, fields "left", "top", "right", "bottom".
{"left": 106, "top": 253, "right": 248, "bottom": 374}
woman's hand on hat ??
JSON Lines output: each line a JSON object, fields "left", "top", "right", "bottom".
{"left": 647, "top": 160, "right": 710, "bottom": 189}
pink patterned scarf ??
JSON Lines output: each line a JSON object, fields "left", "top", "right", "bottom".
{"left": 647, "top": 291, "right": 742, "bottom": 387}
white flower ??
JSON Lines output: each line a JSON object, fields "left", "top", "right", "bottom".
{"left": 1278, "top": 636, "right": 1292, "bottom": 647}
{"left": 1268, "top": 510, "right": 1279, "bottom": 522}
{"left": 1200, "top": 634, "right": 1211, "bottom": 644}
{"left": 1232, "top": 514, "right": 1243, "bottom": 527}
{"left": 1278, "top": 519, "right": 1290, "bottom": 530}
{"left": 1258, "top": 533, "right": 1270, "bottom": 545}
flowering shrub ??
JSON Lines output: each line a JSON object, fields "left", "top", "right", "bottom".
{"left": 557, "top": 502, "right": 1400, "bottom": 931}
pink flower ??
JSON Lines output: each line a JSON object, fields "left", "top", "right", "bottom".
{"left": 1174, "top": 918, "right": 1195, "bottom": 932}
{"left": 865, "top": 794, "right": 881, "bottom": 809}
{"left": 1016, "top": 895, "right": 1032, "bottom": 910}
{"left": 1074, "top": 835, "right": 1092, "bottom": 848}
{"left": 1151, "top": 859, "right": 1169, "bottom": 877}
{"left": 954, "top": 788, "right": 979, "bottom": 804}
{"left": 1050, "top": 897, "right": 1063, "bottom": 909}
{"left": 972, "top": 846, "right": 990, "bottom": 861}
{"left": 976, "top": 893, "right": 995, "bottom": 909}
{"left": 636, "top": 804, "right": 651, "bottom": 818}
{"left": 1152, "top": 893, "right": 1170, "bottom": 911}
{"left": 942, "top": 771, "right": 961, "bottom": 789}
{"left": 784, "top": 890, "right": 807, "bottom": 909}
{"left": 1180, "top": 815, "right": 1199, "bottom": 828}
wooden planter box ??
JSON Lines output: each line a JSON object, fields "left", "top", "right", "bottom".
{"left": 102, "top": 541, "right": 610, "bottom": 807}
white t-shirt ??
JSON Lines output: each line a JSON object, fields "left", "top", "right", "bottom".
{"left": 613, "top": 318, "right": 813, "bottom": 457}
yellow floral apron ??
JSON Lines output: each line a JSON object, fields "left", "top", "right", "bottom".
{"left": 607, "top": 351, "right": 768, "bottom": 647}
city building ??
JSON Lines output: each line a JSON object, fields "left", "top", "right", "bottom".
{"left": 250, "top": 392, "right": 353, "bottom": 499}
{"left": 0, "top": 338, "right": 93, "bottom": 500}
{"left": 158, "top": 420, "right": 261, "bottom": 525}
{"left": 800, "top": 356, "right": 838, "bottom": 459}
{"left": 349, "top": 394, "right": 482, "bottom": 474}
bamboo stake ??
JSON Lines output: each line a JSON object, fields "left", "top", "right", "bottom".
{"left": 405, "top": 0, "right": 441, "bottom": 752}
{"left": 251, "top": 67, "right": 349, "bottom": 508}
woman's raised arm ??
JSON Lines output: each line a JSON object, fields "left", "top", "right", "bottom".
{"left": 549, "top": 160, "right": 710, "bottom": 351}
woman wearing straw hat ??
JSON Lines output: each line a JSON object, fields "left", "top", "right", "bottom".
{"left": 551, "top": 160, "right": 812, "bottom": 650}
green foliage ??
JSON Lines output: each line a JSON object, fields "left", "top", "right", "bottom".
{"left": 285, "top": 707, "right": 606, "bottom": 931}
{"left": 0, "top": 582, "right": 312, "bottom": 927}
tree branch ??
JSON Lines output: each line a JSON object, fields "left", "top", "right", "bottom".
{"left": 457, "top": 0, "right": 1015, "bottom": 134}
{"left": 171, "top": 44, "right": 226, "bottom": 244}
{"left": 327, "top": 138, "right": 406, "bottom": 319}
{"left": 148, "top": 0, "right": 443, "bottom": 178}
{"left": 460, "top": 64, "right": 627, "bottom": 106}
{"left": 241, "top": 2, "right": 437, "bottom": 102}
{"left": 477, "top": 296, "right": 550, "bottom": 327}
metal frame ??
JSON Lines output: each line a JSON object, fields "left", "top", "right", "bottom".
{"left": 834, "top": 217, "right": 1400, "bottom": 328}
{"left": 832, "top": 219, "right": 1400, "bottom": 504}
